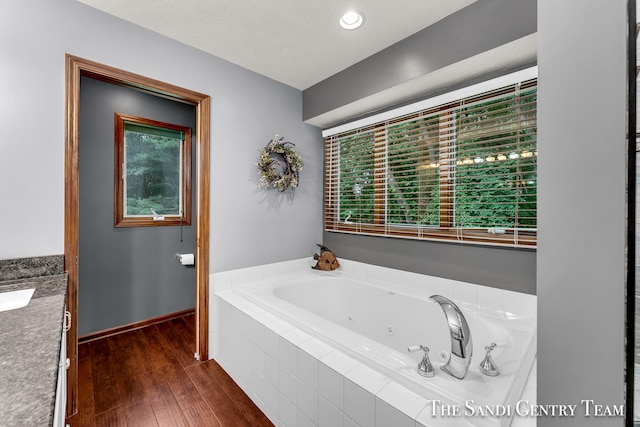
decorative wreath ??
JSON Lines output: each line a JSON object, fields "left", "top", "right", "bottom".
{"left": 257, "top": 135, "right": 303, "bottom": 192}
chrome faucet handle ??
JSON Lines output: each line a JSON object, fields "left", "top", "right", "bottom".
{"left": 407, "top": 345, "right": 435, "bottom": 378}
{"left": 479, "top": 343, "right": 499, "bottom": 377}
{"left": 429, "top": 295, "right": 473, "bottom": 380}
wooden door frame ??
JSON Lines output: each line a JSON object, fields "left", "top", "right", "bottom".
{"left": 64, "top": 54, "right": 210, "bottom": 416}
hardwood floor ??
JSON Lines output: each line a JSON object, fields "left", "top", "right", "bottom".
{"left": 67, "top": 314, "right": 273, "bottom": 427}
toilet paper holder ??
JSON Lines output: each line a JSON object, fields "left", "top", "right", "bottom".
{"left": 175, "top": 253, "right": 195, "bottom": 266}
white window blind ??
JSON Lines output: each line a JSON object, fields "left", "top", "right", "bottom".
{"left": 324, "top": 79, "right": 537, "bottom": 248}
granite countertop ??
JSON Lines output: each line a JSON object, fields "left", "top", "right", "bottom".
{"left": 0, "top": 274, "right": 67, "bottom": 426}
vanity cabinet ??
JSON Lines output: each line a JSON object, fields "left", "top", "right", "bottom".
{"left": 0, "top": 256, "right": 67, "bottom": 426}
{"left": 53, "top": 323, "right": 67, "bottom": 427}
{"left": 0, "top": 282, "right": 69, "bottom": 426}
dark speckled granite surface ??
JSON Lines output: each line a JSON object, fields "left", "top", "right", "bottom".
{"left": 0, "top": 255, "right": 66, "bottom": 427}
{"left": 0, "top": 255, "right": 64, "bottom": 282}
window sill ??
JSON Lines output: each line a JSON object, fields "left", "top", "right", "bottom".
{"left": 114, "top": 217, "right": 190, "bottom": 228}
{"left": 325, "top": 223, "right": 536, "bottom": 248}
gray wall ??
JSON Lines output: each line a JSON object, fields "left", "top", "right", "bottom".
{"left": 537, "top": 0, "right": 626, "bottom": 425}
{"left": 78, "top": 76, "right": 196, "bottom": 335}
{"left": 303, "top": 0, "right": 537, "bottom": 126}
{"left": 324, "top": 233, "right": 536, "bottom": 294}
{"left": 315, "top": 0, "right": 538, "bottom": 295}
{"left": 0, "top": 0, "right": 324, "bottom": 273}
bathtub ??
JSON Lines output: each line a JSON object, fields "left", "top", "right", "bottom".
{"left": 212, "top": 259, "right": 536, "bottom": 427}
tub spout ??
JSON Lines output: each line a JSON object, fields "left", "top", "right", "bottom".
{"left": 429, "top": 295, "right": 473, "bottom": 379}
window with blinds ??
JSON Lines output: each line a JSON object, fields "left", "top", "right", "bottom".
{"left": 324, "top": 79, "right": 537, "bottom": 247}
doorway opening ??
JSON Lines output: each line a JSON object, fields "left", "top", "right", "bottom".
{"left": 64, "top": 54, "right": 211, "bottom": 417}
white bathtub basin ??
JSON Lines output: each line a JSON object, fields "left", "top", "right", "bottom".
{"left": 0, "top": 288, "right": 35, "bottom": 312}
{"left": 221, "top": 265, "right": 536, "bottom": 427}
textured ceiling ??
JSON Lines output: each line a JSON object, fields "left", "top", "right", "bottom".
{"left": 75, "top": 0, "right": 476, "bottom": 90}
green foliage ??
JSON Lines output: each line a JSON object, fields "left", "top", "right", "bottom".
{"left": 336, "top": 86, "right": 537, "bottom": 231}
{"left": 339, "top": 132, "right": 375, "bottom": 223}
{"left": 124, "top": 130, "right": 181, "bottom": 216}
{"left": 455, "top": 88, "right": 537, "bottom": 229}
{"left": 387, "top": 116, "right": 440, "bottom": 226}
{"left": 126, "top": 195, "right": 180, "bottom": 216}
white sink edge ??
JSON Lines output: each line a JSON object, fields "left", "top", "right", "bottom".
{"left": 0, "top": 288, "right": 35, "bottom": 312}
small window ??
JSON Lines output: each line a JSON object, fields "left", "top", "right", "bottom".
{"left": 114, "top": 113, "right": 191, "bottom": 227}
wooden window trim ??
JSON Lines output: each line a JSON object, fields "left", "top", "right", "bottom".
{"left": 438, "top": 108, "right": 455, "bottom": 228}
{"left": 373, "top": 124, "right": 386, "bottom": 225}
{"left": 114, "top": 113, "right": 192, "bottom": 228}
{"left": 329, "top": 222, "right": 536, "bottom": 247}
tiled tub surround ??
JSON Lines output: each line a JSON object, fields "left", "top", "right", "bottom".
{"left": 211, "top": 259, "right": 536, "bottom": 427}
{"left": 0, "top": 255, "right": 67, "bottom": 426}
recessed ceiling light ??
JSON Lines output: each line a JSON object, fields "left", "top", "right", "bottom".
{"left": 340, "top": 10, "right": 365, "bottom": 30}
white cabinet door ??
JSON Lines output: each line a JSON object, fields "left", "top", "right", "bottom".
{"left": 53, "top": 323, "right": 67, "bottom": 427}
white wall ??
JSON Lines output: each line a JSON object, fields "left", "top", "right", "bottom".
{"left": 537, "top": 0, "right": 627, "bottom": 425}
{"left": 0, "top": 0, "right": 324, "bottom": 272}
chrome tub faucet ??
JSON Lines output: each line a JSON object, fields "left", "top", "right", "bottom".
{"left": 429, "top": 295, "right": 473, "bottom": 380}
